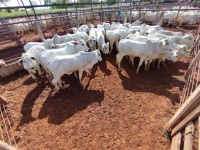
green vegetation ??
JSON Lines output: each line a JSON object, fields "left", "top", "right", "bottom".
{"left": 0, "top": 4, "right": 117, "bottom": 18}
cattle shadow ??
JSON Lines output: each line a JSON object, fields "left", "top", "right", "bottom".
{"left": 117, "top": 59, "right": 189, "bottom": 105}
{"left": 16, "top": 84, "right": 46, "bottom": 129}
{"left": 38, "top": 84, "right": 104, "bottom": 125}
{"left": 98, "top": 54, "right": 112, "bottom": 76}
{"left": 105, "top": 51, "right": 189, "bottom": 104}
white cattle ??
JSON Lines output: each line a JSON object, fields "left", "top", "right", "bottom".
{"left": 52, "top": 34, "right": 73, "bottom": 44}
{"left": 38, "top": 40, "right": 89, "bottom": 79}
{"left": 23, "top": 39, "right": 55, "bottom": 52}
{"left": 157, "top": 30, "right": 184, "bottom": 36}
{"left": 78, "top": 25, "right": 89, "bottom": 33}
{"left": 97, "top": 27, "right": 106, "bottom": 37}
{"left": 132, "top": 20, "right": 142, "bottom": 26}
{"left": 178, "top": 12, "right": 200, "bottom": 26}
{"left": 149, "top": 33, "right": 194, "bottom": 48}
{"left": 116, "top": 29, "right": 131, "bottom": 40}
{"left": 19, "top": 45, "right": 45, "bottom": 80}
{"left": 156, "top": 50, "right": 178, "bottom": 70}
{"left": 74, "top": 31, "right": 89, "bottom": 42}
{"left": 48, "top": 50, "right": 102, "bottom": 90}
{"left": 96, "top": 30, "right": 109, "bottom": 54}
{"left": 52, "top": 32, "right": 86, "bottom": 44}
{"left": 88, "top": 28, "right": 97, "bottom": 50}
{"left": 106, "top": 30, "right": 119, "bottom": 53}
{"left": 116, "top": 39, "right": 170, "bottom": 73}
{"left": 126, "top": 34, "right": 187, "bottom": 57}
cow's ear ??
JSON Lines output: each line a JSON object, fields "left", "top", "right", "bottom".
{"left": 72, "top": 41, "right": 78, "bottom": 45}
{"left": 18, "top": 59, "right": 22, "bottom": 64}
{"left": 31, "top": 57, "right": 36, "bottom": 60}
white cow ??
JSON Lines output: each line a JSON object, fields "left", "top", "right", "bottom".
{"left": 52, "top": 34, "right": 73, "bottom": 44}
{"left": 96, "top": 30, "right": 109, "bottom": 54}
{"left": 157, "top": 30, "right": 184, "bottom": 36}
{"left": 19, "top": 45, "right": 45, "bottom": 80}
{"left": 78, "top": 25, "right": 90, "bottom": 33}
{"left": 149, "top": 33, "right": 194, "bottom": 48}
{"left": 116, "top": 39, "right": 170, "bottom": 73}
{"left": 126, "top": 34, "right": 187, "bottom": 56}
{"left": 88, "top": 28, "right": 97, "bottom": 50}
{"left": 52, "top": 32, "right": 86, "bottom": 44}
{"left": 23, "top": 39, "right": 55, "bottom": 52}
{"left": 38, "top": 40, "right": 89, "bottom": 79}
{"left": 48, "top": 50, "right": 102, "bottom": 90}
{"left": 178, "top": 12, "right": 200, "bottom": 26}
{"left": 106, "top": 30, "right": 119, "bottom": 53}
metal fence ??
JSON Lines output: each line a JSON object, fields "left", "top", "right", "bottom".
{"left": 165, "top": 23, "right": 200, "bottom": 150}
{"left": 0, "top": 104, "right": 17, "bottom": 148}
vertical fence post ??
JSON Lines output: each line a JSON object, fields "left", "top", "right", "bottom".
{"left": 101, "top": 11, "right": 104, "bottom": 23}
{"left": 117, "top": 11, "right": 120, "bottom": 23}
{"left": 184, "top": 123, "right": 194, "bottom": 150}
{"left": 36, "top": 22, "right": 45, "bottom": 42}
{"left": 124, "top": 10, "right": 127, "bottom": 24}
{"left": 173, "top": 6, "right": 181, "bottom": 27}
{"left": 83, "top": 14, "right": 86, "bottom": 25}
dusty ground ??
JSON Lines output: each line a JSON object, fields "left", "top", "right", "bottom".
{"left": 0, "top": 26, "right": 197, "bottom": 150}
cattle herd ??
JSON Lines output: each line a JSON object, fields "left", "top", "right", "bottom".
{"left": 3, "top": 5, "right": 200, "bottom": 35}
{"left": 19, "top": 20, "right": 195, "bottom": 91}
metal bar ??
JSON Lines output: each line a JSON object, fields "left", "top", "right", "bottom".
{"left": 181, "top": 73, "right": 192, "bottom": 105}
{"left": 0, "top": 107, "right": 11, "bottom": 145}
{"left": 180, "top": 80, "right": 188, "bottom": 106}
{"left": 3, "top": 104, "right": 16, "bottom": 146}
{"left": 186, "top": 66, "right": 196, "bottom": 101}
{"left": 0, "top": 111, "right": 5, "bottom": 142}
{"left": 28, "top": 0, "right": 38, "bottom": 19}
{"left": 190, "top": 62, "right": 198, "bottom": 96}
{"left": 196, "top": 61, "right": 200, "bottom": 88}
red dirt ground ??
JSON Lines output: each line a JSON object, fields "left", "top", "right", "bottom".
{"left": 0, "top": 26, "right": 197, "bottom": 150}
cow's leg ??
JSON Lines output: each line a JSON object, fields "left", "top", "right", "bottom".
{"left": 157, "top": 59, "right": 161, "bottom": 70}
{"left": 148, "top": 59, "right": 153, "bottom": 70}
{"left": 57, "top": 80, "right": 63, "bottom": 89}
{"left": 130, "top": 57, "right": 134, "bottom": 67}
{"left": 109, "top": 42, "right": 114, "bottom": 54}
{"left": 52, "top": 77, "right": 60, "bottom": 91}
{"left": 162, "top": 61, "right": 166, "bottom": 67}
{"left": 136, "top": 57, "right": 145, "bottom": 74}
{"left": 74, "top": 71, "right": 78, "bottom": 79}
{"left": 78, "top": 69, "right": 84, "bottom": 86}
{"left": 144, "top": 59, "right": 148, "bottom": 71}
{"left": 116, "top": 53, "right": 124, "bottom": 71}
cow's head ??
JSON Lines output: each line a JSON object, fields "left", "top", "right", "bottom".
{"left": 44, "top": 39, "right": 55, "bottom": 49}
{"left": 88, "top": 38, "right": 96, "bottom": 50}
{"left": 95, "top": 50, "right": 102, "bottom": 61}
{"left": 178, "top": 45, "right": 188, "bottom": 57}
{"left": 19, "top": 53, "right": 37, "bottom": 73}
{"left": 75, "top": 39, "right": 89, "bottom": 52}
{"left": 102, "top": 42, "right": 110, "bottom": 54}
{"left": 183, "top": 34, "right": 194, "bottom": 48}
{"left": 165, "top": 50, "right": 178, "bottom": 62}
